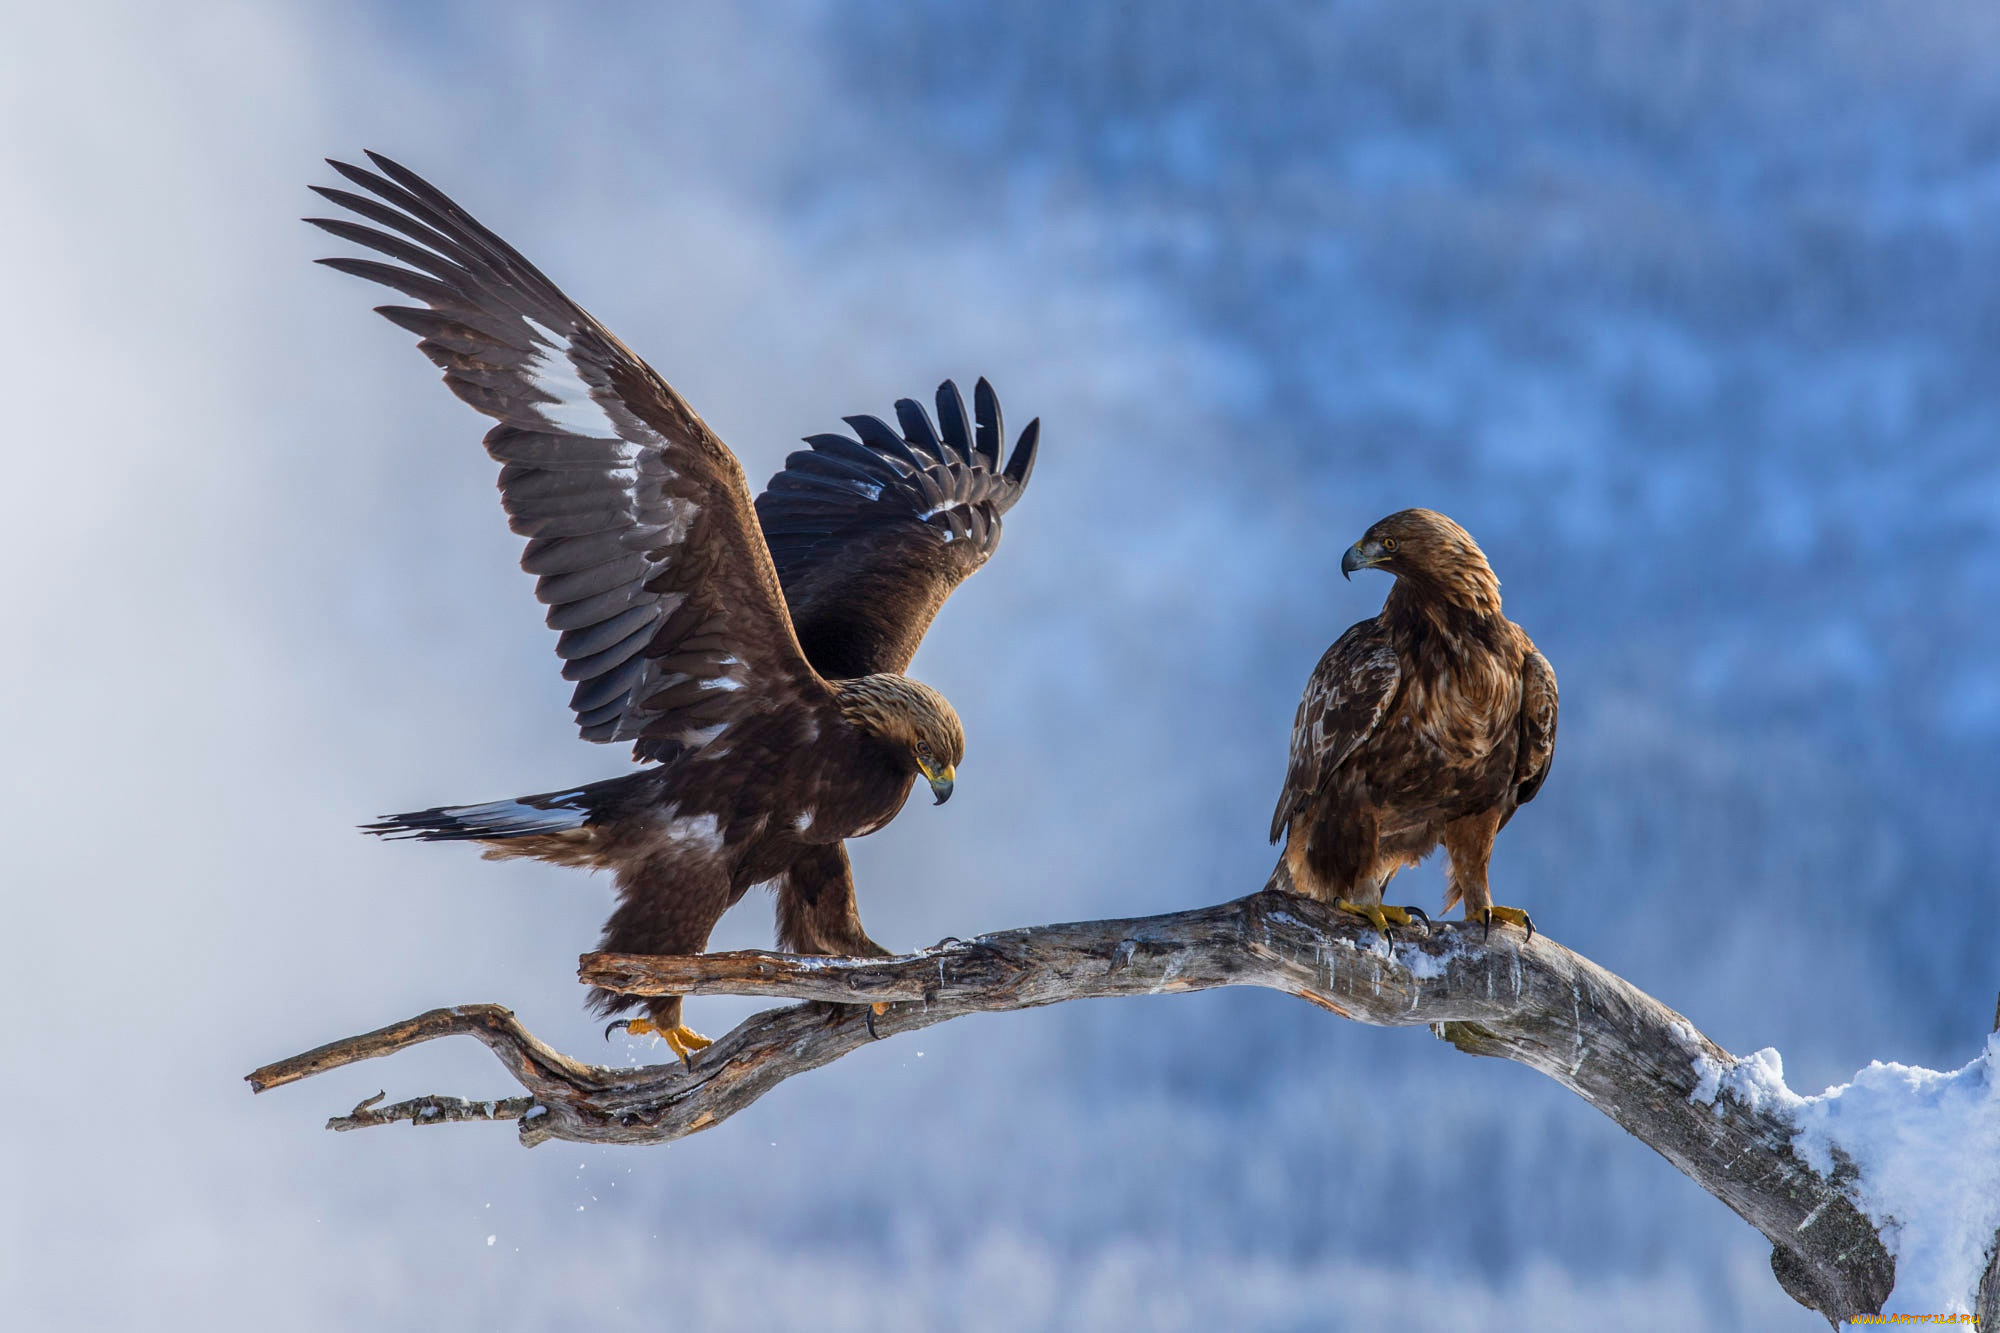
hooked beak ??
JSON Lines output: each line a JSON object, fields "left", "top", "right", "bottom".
{"left": 922, "top": 762, "right": 955, "bottom": 805}
{"left": 1341, "top": 539, "right": 1384, "bottom": 580}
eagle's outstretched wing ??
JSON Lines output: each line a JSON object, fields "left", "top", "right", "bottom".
{"left": 309, "top": 152, "right": 827, "bottom": 763}
{"left": 755, "top": 379, "right": 1039, "bottom": 680}
{"left": 1268, "top": 620, "right": 1402, "bottom": 844}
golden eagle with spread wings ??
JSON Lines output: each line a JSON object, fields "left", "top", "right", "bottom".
{"left": 310, "top": 153, "right": 1039, "bottom": 1059}
{"left": 1270, "top": 509, "right": 1556, "bottom": 939}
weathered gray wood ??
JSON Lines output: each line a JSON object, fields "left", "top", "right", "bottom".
{"left": 246, "top": 890, "right": 1893, "bottom": 1324}
{"left": 1981, "top": 1234, "right": 2000, "bottom": 1331}
{"left": 1977, "top": 991, "right": 2000, "bottom": 1330}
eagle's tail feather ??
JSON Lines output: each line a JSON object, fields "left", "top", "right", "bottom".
{"left": 362, "top": 788, "right": 594, "bottom": 842}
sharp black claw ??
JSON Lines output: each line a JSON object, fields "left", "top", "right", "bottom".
{"left": 864, "top": 1007, "right": 881, "bottom": 1040}
{"left": 1482, "top": 911, "right": 1493, "bottom": 942}
{"left": 603, "top": 1019, "right": 631, "bottom": 1042}
{"left": 1524, "top": 914, "right": 1536, "bottom": 943}
{"left": 1407, "top": 906, "right": 1432, "bottom": 928}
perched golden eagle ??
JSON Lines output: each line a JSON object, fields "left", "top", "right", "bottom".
{"left": 311, "top": 154, "right": 1039, "bottom": 1059}
{"left": 1269, "top": 509, "right": 1556, "bottom": 938}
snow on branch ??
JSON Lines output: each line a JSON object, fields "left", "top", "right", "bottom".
{"left": 247, "top": 889, "right": 2000, "bottom": 1325}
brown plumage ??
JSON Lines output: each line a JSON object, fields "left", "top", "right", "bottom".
{"left": 1269, "top": 509, "right": 1557, "bottom": 937}
{"left": 310, "top": 153, "right": 1037, "bottom": 1057}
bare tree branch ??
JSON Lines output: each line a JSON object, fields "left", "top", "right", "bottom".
{"left": 1980, "top": 1239, "right": 2000, "bottom": 1333}
{"left": 246, "top": 890, "right": 1894, "bottom": 1324}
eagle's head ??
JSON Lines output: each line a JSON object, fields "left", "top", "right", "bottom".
{"left": 833, "top": 675, "right": 966, "bottom": 804}
{"left": 1341, "top": 508, "right": 1502, "bottom": 614}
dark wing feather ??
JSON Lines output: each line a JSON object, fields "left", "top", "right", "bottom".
{"left": 756, "top": 377, "right": 1040, "bottom": 679}
{"left": 310, "top": 152, "right": 828, "bottom": 761}
{"left": 1506, "top": 640, "right": 1559, "bottom": 820}
{"left": 1269, "top": 620, "right": 1402, "bottom": 844}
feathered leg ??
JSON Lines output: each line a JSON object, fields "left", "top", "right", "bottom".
{"left": 1443, "top": 808, "right": 1533, "bottom": 940}
{"left": 1295, "top": 801, "right": 1428, "bottom": 940}
{"left": 774, "top": 843, "right": 895, "bottom": 1035}
{"left": 592, "top": 855, "right": 734, "bottom": 1063}
{"left": 1292, "top": 798, "right": 1374, "bottom": 902}
{"left": 774, "top": 843, "right": 889, "bottom": 958}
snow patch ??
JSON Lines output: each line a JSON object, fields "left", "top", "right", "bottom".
{"left": 1686, "top": 1033, "right": 2000, "bottom": 1316}
{"left": 1688, "top": 1053, "right": 1722, "bottom": 1108}
{"left": 1688, "top": 1046, "right": 1806, "bottom": 1121}
{"left": 1396, "top": 931, "right": 1463, "bottom": 980}
{"left": 1795, "top": 1034, "right": 2000, "bottom": 1318}
{"left": 1400, "top": 950, "right": 1449, "bottom": 980}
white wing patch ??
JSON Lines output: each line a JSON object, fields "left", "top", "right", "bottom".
{"left": 792, "top": 810, "right": 814, "bottom": 833}
{"left": 702, "top": 654, "right": 746, "bottom": 694}
{"left": 659, "top": 810, "right": 726, "bottom": 855}
{"left": 623, "top": 497, "right": 700, "bottom": 554}
{"left": 523, "top": 316, "right": 624, "bottom": 439}
{"left": 678, "top": 722, "right": 729, "bottom": 747}
{"left": 448, "top": 796, "right": 588, "bottom": 835}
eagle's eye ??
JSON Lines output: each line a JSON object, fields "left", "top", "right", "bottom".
{"left": 916, "top": 741, "right": 934, "bottom": 762}
{"left": 1381, "top": 537, "right": 1398, "bottom": 552}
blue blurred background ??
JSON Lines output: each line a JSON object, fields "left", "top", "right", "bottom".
{"left": 4, "top": 2, "right": 1997, "bottom": 1327}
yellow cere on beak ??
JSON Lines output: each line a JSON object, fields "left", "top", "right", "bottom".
{"left": 923, "top": 762, "right": 956, "bottom": 806}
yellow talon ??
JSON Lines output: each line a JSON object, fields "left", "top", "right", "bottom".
{"left": 1335, "top": 899, "right": 1388, "bottom": 934}
{"left": 665, "top": 1025, "right": 713, "bottom": 1062}
{"left": 621, "top": 1016, "right": 713, "bottom": 1063}
{"left": 1334, "top": 900, "right": 1428, "bottom": 939}
{"left": 1475, "top": 904, "right": 1536, "bottom": 941}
